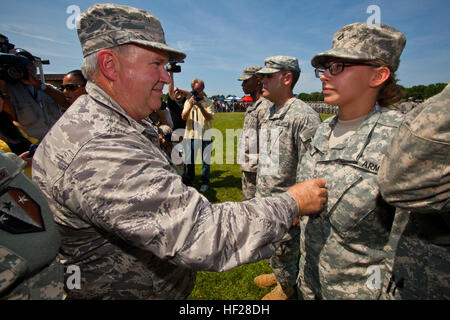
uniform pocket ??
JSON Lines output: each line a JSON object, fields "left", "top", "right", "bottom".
{"left": 0, "top": 246, "right": 28, "bottom": 295}
{"left": 322, "top": 166, "right": 371, "bottom": 239}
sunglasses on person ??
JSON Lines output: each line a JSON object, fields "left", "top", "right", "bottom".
{"left": 61, "top": 84, "right": 83, "bottom": 91}
{"left": 314, "top": 61, "right": 378, "bottom": 78}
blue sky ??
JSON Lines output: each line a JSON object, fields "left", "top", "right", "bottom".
{"left": 1, "top": 0, "right": 449, "bottom": 96}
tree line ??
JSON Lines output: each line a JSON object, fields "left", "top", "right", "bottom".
{"left": 163, "top": 83, "right": 447, "bottom": 103}
{"left": 296, "top": 83, "right": 447, "bottom": 102}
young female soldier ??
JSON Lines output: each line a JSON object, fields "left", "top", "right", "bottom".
{"left": 296, "top": 22, "right": 407, "bottom": 299}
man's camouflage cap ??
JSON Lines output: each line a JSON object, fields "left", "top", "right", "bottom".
{"left": 238, "top": 65, "right": 262, "bottom": 81}
{"left": 77, "top": 4, "right": 186, "bottom": 62}
{"left": 311, "top": 22, "right": 406, "bottom": 71}
{"left": 257, "top": 56, "right": 300, "bottom": 74}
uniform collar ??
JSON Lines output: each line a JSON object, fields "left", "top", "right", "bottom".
{"left": 86, "top": 81, "right": 150, "bottom": 134}
{"left": 267, "top": 97, "right": 296, "bottom": 120}
{"left": 312, "top": 104, "right": 382, "bottom": 162}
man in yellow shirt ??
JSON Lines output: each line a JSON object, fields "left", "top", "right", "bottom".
{"left": 181, "top": 78, "right": 214, "bottom": 192}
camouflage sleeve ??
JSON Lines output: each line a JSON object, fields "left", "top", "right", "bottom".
{"left": 63, "top": 132, "right": 298, "bottom": 272}
{"left": 378, "top": 84, "right": 450, "bottom": 213}
{"left": 295, "top": 113, "right": 322, "bottom": 164}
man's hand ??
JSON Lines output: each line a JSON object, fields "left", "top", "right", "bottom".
{"left": 287, "top": 178, "right": 327, "bottom": 216}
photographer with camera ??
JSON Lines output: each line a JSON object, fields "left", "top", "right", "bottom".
{"left": 0, "top": 36, "right": 69, "bottom": 141}
{"left": 181, "top": 78, "right": 214, "bottom": 192}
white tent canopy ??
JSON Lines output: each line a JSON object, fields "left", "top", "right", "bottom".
{"left": 224, "top": 95, "right": 244, "bottom": 102}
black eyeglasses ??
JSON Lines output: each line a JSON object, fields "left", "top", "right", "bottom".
{"left": 61, "top": 84, "right": 83, "bottom": 91}
{"left": 314, "top": 61, "right": 377, "bottom": 78}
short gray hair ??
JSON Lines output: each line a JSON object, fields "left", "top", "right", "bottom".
{"left": 81, "top": 44, "right": 135, "bottom": 81}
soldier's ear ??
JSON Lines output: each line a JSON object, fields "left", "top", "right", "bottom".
{"left": 97, "top": 49, "right": 118, "bottom": 81}
{"left": 369, "top": 66, "right": 390, "bottom": 88}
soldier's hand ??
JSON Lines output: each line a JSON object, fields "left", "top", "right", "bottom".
{"left": 287, "top": 178, "right": 327, "bottom": 216}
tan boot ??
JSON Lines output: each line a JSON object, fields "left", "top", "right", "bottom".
{"left": 261, "top": 283, "right": 295, "bottom": 300}
{"left": 253, "top": 273, "right": 277, "bottom": 288}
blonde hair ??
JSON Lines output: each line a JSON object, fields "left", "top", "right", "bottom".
{"left": 191, "top": 78, "right": 205, "bottom": 90}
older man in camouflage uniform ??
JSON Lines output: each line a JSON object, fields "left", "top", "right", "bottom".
{"left": 0, "top": 151, "right": 63, "bottom": 299}
{"left": 378, "top": 83, "right": 450, "bottom": 300}
{"left": 237, "top": 65, "right": 271, "bottom": 200}
{"left": 31, "top": 4, "right": 328, "bottom": 299}
{"left": 253, "top": 56, "right": 321, "bottom": 300}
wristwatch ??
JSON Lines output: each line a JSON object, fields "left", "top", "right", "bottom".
{"left": 40, "top": 83, "right": 48, "bottom": 91}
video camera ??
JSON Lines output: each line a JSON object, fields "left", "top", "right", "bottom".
{"left": 165, "top": 60, "right": 184, "bottom": 73}
{"left": 0, "top": 34, "right": 49, "bottom": 83}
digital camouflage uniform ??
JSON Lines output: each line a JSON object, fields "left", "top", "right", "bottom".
{"left": 32, "top": 80, "right": 299, "bottom": 299}
{"left": 237, "top": 66, "right": 272, "bottom": 201}
{"left": 255, "top": 58, "right": 321, "bottom": 292}
{"left": 296, "top": 22, "right": 407, "bottom": 300}
{"left": 378, "top": 83, "right": 450, "bottom": 300}
{"left": 0, "top": 151, "right": 63, "bottom": 299}
{"left": 297, "top": 105, "right": 404, "bottom": 299}
{"left": 238, "top": 97, "right": 271, "bottom": 200}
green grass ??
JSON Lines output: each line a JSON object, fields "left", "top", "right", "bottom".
{"left": 186, "top": 111, "right": 333, "bottom": 300}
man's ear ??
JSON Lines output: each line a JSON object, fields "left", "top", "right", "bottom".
{"left": 97, "top": 49, "right": 118, "bottom": 81}
{"left": 370, "top": 66, "right": 391, "bottom": 88}
{"left": 283, "top": 71, "right": 293, "bottom": 88}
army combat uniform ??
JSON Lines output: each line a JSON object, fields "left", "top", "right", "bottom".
{"left": 0, "top": 151, "right": 63, "bottom": 299}
{"left": 32, "top": 82, "right": 299, "bottom": 299}
{"left": 256, "top": 97, "right": 321, "bottom": 293}
{"left": 296, "top": 105, "right": 404, "bottom": 299}
{"left": 238, "top": 96, "right": 271, "bottom": 200}
{"left": 378, "top": 83, "right": 450, "bottom": 299}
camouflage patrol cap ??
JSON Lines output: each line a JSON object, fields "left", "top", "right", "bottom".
{"left": 238, "top": 65, "right": 262, "bottom": 81}
{"left": 311, "top": 22, "right": 406, "bottom": 71}
{"left": 77, "top": 4, "right": 186, "bottom": 62}
{"left": 257, "top": 56, "right": 300, "bottom": 74}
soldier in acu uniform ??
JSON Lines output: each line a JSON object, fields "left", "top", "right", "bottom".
{"left": 296, "top": 22, "right": 407, "bottom": 299}
{"left": 237, "top": 65, "right": 271, "bottom": 201}
{"left": 253, "top": 56, "right": 321, "bottom": 300}
{"left": 378, "top": 83, "right": 450, "bottom": 300}
{"left": 31, "top": 4, "right": 328, "bottom": 299}
{"left": 0, "top": 151, "right": 63, "bottom": 299}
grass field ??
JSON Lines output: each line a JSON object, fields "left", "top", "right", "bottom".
{"left": 186, "top": 111, "right": 333, "bottom": 300}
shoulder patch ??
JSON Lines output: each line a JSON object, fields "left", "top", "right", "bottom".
{"left": 0, "top": 188, "right": 45, "bottom": 234}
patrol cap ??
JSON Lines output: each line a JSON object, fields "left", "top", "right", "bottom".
{"left": 257, "top": 56, "right": 300, "bottom": 74}
{"left": 311, "top": 22, "right": 406, "bottom": 71}
{"left": 237, "top": 65, "right": 262, "bottom": 81}
{"left": 77, "top": 4, "right": 186, "bottom": 62}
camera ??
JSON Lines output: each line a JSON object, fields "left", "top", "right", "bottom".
{"left": 165, "top": 60, "right": 184, "bottom": 73}
{"left": 0, "top": 34, "right": 30, "bottom": 82}
{"left": 190, "top": 89, "right": 202, "bottom": 102}
{"left": 0, "top": 34, "right": 49, "bottom": 83}
{"left": 0, "top": 53, "right": 30, "bottom": 82}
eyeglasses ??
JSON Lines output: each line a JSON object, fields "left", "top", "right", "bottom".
{"left": 61, "top": 84, "right": 83, "bottom": 91}
{"left": 314, "top": 61, "right": 377, "bottom": 78}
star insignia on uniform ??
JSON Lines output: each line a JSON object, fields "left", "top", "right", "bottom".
{"left": 0, "top": 214, "right": 9, "bottom": 224}
{"left": 18, "top": 195, "right": 29, "bottom": 204}
{"left": 2, "top": 201, "right": 13, "bottom": 211}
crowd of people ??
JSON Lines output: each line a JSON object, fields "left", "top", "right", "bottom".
{"left": 0, "top": 3, "right": 448, "bottom": 301}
